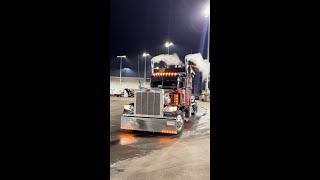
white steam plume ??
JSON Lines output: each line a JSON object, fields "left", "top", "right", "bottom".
{"left": 185, "top": 53, "right": 210, "bottom": 81}
{"left": 151, "top": 53, "right": 182, "bottom": 66}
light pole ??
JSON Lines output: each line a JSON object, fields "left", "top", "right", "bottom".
{"left": 142, "top": 52, "right": 150, "bottom": 87}
{"left": 204, "top": 5, "right": 210, "bottom": 92}
{"left": 117, "top": 55, "right": 126, "bottom": 89}
{"left": 165, "top": 41, "right": 173, "bottom": 54}
{"left": 138, "top": 54, "right": 140, "bottom": 77}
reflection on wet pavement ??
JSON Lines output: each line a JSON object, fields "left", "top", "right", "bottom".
{"left": 110, "top": 132, "right": 179, "bottom": 164}
{"left": 110, "top": 97, "right": 210, "bottom": 165}
{"left": 119, "top": 133, "right": 136, "bottom": 145}
{"left": 158, "top": 137, "right": 177, "bottom": 144}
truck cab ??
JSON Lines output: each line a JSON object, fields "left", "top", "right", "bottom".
{"left": 120, "top": 62, "right": 197, "bottom": 134}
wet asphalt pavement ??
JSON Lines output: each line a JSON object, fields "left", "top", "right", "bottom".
{"left": 110, "top": 96, "right": 210, "bottom": 165}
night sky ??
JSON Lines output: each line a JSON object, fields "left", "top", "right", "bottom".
{"left": 110, "top": 0, "right": 209, "bottom": 77}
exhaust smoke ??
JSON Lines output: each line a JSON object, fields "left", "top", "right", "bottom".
{"left": 185, "top": 53, "right": 210, "bottom": 81}
{"left": 151, "top": 53, "right": 182, "bottom": 66}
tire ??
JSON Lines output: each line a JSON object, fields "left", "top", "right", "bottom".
{"left": 176, "top": 111, "right": 185, "bottom": 134}
{"left": 185, "top": 106, "right": 192, "bottom": 121}
{"left": 191, "top": 103, "right": 198, "bottom": 116}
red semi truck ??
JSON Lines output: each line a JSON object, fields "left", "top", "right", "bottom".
{"left": 120, "top": 59, "right": 198, "bottom": 134}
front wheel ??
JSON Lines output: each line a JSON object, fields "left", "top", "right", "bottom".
{"left": 176, "top": 111, "right": 185, "bottom": 134}
{"left": 191, "top": 103, "right": 198, "bottom": 115}
{"left": 185, "top": 106, "right": 192, "bottom": 120}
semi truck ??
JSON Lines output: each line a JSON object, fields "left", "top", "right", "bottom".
{"left": 120, "top": 58, "right": 198, "bottom": 134}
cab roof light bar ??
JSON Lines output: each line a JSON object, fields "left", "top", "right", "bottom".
{"left": 152, "top": 72, "right": 177, "bottom": 77}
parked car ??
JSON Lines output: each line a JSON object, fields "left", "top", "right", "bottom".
{"left": 124, "top": 89, "right": 134, "bottom": 97}
{"left": 111, "top": 89, "right": 123, "bottom": 97}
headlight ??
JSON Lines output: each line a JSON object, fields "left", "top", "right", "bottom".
{"left": 163, "top": 105, "right": 177, "bottom": 113}
{"left": 124, "top": 104, "right": 134, "bottom": 111}
{"left": 164, "top": 93, "right": 171, "bottom": 105}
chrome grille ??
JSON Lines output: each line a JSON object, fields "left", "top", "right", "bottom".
{"left": 135, "top": 91, "right": 163, "bottom": 117}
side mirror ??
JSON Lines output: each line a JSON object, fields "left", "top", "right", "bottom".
{"left": 190, "top": 95, "right": 195, "bottom": 102}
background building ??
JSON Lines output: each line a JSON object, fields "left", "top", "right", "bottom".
{"left": 110, "top": 76, "right": 150, "bottom": 93}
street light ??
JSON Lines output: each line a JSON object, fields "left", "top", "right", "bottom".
{"left": 117, "top": 55, "right": 126, "bottom": 89}
{"left": 123, "top": 68, "right": 129, "bottom": 77}
{"left": 203, "top": 6, "right": 210, "bottom": 17}
{"left": 203, "top": 4, "right": 210, "bottom": 92}
{"left": 165, "top": 41, "right": 173, "bottom": 54}
{"left": 142, "top": 52, "right": 150, "bottom": 87}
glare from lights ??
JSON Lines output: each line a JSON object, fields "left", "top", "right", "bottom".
{"left": 165, "top": 42, "right": 173, "bottom": 47}
{"left": 143, "top": 52, "right": 150, "bottom": 57}
{"left": 203, "top": 5, "right": 210, "bottom": 17}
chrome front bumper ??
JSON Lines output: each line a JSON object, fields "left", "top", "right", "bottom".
{"left": 120, "top": 115, "right": 178, "bottom": 134}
